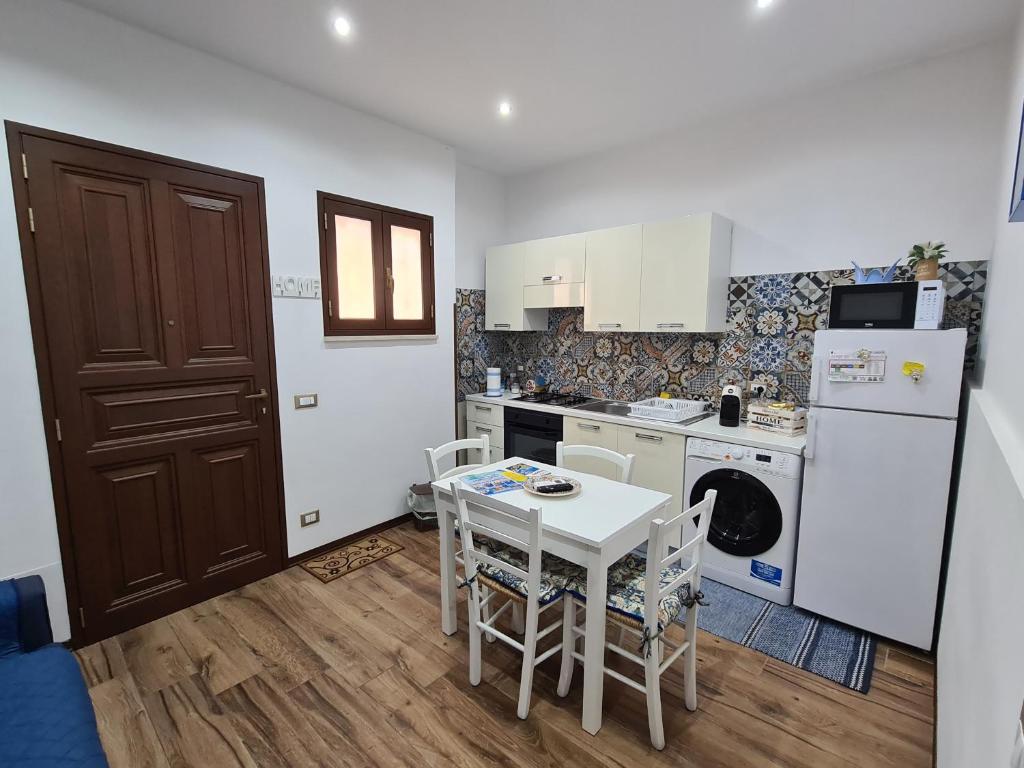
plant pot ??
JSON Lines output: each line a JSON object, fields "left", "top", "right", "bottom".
{"left": 914, "top": 259, "right": 939, "bottom": 281}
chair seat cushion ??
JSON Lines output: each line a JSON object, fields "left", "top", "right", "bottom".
{"left": 570, "top": 554, "right": 696, "bottom": 629}
{"left": 478, "top": 547, "right": 583, "bottom": 606}
{"left": 0, "top": 644, "right": 108, "bottom": 767}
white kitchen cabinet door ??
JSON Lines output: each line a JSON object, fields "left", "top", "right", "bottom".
{"left": 485, "top": 245, "right": 547, "bottom": 331}
{"left": 584, "top": 224, "right": 642, "bottom": 332}
{"left": 523, "top": 233, "right": 586, "bottom": 286}
{"left": 562, "top": 416, "right": 620, "bottom": 479}
{"left": 465, "top": 419, "right": 504, "bottom": 463}
{"left": 617, "top": 426, "right": 685, "bottom": 516}
{"left": 640, "top": 214, "right": 732, "bottom": 333}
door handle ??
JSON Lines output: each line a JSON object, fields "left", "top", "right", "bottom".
{"left": 636, "top": 433, "right": 663, "bottom": 443}
{"left": 475, "top": 405, "right": 492, "bottom": 412}
{"left": 598, "top": 323, "right": 622, "bottom": 329}
{"left": 809, "top": 361, "right": 822, "bottom": 404}
{"left": 245, "top": 387, "right": 269, "bottom": 401}
{"left": 804, "top": 412, "right": 817, "bottom": 460}
{"left": 474, "top": 426, "right": 493, "bottom": 433}
{"left": 493, "top": 323, "right": 511, "bottom": 329}
{"left": 656, "top": 323, "right": 685, "bottom": 329}
{"left": 541, "top": 275, "right": 562, "bottom": 282}
{"left": 579, "top": 424, "right": 600, "bottom": 431}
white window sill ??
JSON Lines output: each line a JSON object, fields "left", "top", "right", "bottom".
{"left": 323, "top": 334, "right": 438, "bottom": 344}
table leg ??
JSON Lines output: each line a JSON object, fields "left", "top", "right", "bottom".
{"left": 582, "top": 550, "right": 608, "bottom": 735}
{"left": 436, "top": 493, "right": 458, "bottom": 636}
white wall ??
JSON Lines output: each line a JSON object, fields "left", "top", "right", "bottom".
{"left": 503, "top": 41, "right": 1010, "bottom": 276}
{"left": 0, "top": 0, "right": 458, "bottom": 641}
{"left": 455, "top": 160, "right": 506, "bottom": 289}
{"left": 937, "top": 9, "right": 1024, "bottom": 768}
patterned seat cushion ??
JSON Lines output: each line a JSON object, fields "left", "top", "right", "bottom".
{"left": 569, "top": 553, "right": 697, "bottom": 629}
{"left": 477, "top": 547, "right": 583, "bottom": 606}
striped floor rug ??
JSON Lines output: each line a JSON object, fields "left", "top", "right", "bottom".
{"left": 677, "top": 578, "right": 876, "bottom": 693}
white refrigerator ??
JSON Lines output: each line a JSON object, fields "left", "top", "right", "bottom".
{"left": 795, "top": 328, "right": 966, "bottom": 650}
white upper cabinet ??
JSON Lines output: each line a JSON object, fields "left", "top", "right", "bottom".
{"left": 485, "top": 244, "right": 547, "bottom": 330}
{"left": 584, "top": 224, "right": 643, "bottom": 332}
{"left": 639, "top": 213, "right": 732, "bottom": 333}
{"left": 523, "top": 233, "right": 586, "bottom": 286}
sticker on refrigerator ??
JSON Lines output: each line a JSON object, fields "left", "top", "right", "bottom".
{"left": 750, "top": 560, "right": 783, "bottom": 586}
{"left": 828, "top": 349, "right": 887, "bottom": 383}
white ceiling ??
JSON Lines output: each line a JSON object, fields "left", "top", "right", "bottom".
{"left": 67, "top": 0, "right": 1019, "bottom": 174}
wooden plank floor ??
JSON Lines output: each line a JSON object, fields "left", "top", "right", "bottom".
{"left": 75, "top": 522, "right": 935, "bottom": 767}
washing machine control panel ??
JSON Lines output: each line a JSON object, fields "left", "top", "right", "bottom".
{"left": 686, "top": 439, "right": 802, "bottom": 479}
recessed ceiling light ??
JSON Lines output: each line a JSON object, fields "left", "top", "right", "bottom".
{"left": 757, "top": 0, "right": 774, "bottom": 8}
{"left": 498, "top": 101, "right": 513, "bottom": 118}
{"left": 333, "top": 16, "right": 352, "bottom": 37}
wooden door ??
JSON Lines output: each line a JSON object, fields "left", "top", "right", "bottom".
{"left": 583, "top": 224, "right": 642, "bottom": 332}
{"left": 6, "top": 124, "right": 285, "bottom": 645}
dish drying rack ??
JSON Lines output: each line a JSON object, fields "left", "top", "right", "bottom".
{"left": 628, "top": 397, "right": 711, "bottom": 423}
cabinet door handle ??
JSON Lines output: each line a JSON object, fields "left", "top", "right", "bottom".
{"left": 494, "top": 323, "right": 511, "bottom": 329}
{"left": 598, "top": 323, "right": 622, "bottom": 329}
{"left": 656, "top": 323, "right": 685, "bottom": 328}
{"left": 541, "top": 275, "right": 562, "bottom": 282}
{"left": 474, "top": 405, "right": 492, "bottom": 412}
{"left": 579, "top": 424, "right": 600, "bottom": 432}
{"left": 636, "top": 433, "right": 663, "bottom": 443}
{"left": 475, "top": 426, "right": 493, "bottom": 433}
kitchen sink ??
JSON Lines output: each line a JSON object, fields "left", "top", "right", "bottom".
{"left": 571, "top": 400, "right": 633, "bottom": 417}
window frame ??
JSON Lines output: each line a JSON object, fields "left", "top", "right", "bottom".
{"left": 317, "top": 191, "right": 435, "bottom": 336}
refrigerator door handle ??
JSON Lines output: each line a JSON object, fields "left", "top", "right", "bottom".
{"left": 804, "top": 411, "right": 817, "bottom": 460}
{"left": 809, "top": 359, "right": 822, "bottom": 404}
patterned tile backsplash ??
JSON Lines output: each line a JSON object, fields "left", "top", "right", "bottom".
{"left": 456, "top": 261, "right": 987, "bottom": 407}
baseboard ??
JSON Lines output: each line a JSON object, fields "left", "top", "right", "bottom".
{"left": 285, "top": 513, "right": 414, "bottom": 567}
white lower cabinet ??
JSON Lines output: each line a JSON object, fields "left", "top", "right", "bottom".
{"left": 563, "top": 416, "right": 685, "bottom": 514}
{"left": 617, "top": 427, "right": 686, "bottom": 516}
{"left": 466, "top": 418, "right": 504, "bottom": 463}
{"left": 562, "top": 416, "right": 620, "bottom": 479}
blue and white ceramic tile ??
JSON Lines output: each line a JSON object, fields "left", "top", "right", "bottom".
{"left": 454, "top": 261, "right": 987, "bottom": 405}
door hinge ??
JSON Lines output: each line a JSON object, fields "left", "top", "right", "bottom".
{"left": 21, "top": 152, "right": 28, "bottom": 179}
{"left": 27, "top": 207, "right": 35, "bottom": 233}
{"left": 79, "top": 607, "right": 86, "bottom": 628}
{"left": 327, "top": 299, "right": 332, "bottom": 317}
{"left": 429, "top": 231, "right": 433, "bottom": 248}
{"left": 431, "top": 304, "right": 435, "bottom": 318}
{"left": 324, "top": 212, "right": 328, "bottom": 230}
{"left": 55, "top": 418, "right": 62, "bottom": 442}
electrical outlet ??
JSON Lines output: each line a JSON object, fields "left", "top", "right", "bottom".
{"left": 294, "top": 393, "right": 319, "bottom": 409}
{"left": 749, "top": 382, "right": 767, "bottom": 398}
{"left": 299, "top": 510, "right": 320, "bottom": 527}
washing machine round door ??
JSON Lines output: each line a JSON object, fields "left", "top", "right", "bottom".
{"left": 689, "top": 468, "right": 783, "bottom": 557}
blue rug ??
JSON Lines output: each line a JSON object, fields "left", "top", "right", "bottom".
{"left": 677, "top": 578, "right": 877, "bottom": 693}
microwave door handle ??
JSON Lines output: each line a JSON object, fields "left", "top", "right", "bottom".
{"left": 804, "top": 411, "right": 817, "bottom": 460}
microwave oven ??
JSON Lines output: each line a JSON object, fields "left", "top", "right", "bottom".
{"left": 827, "top": 280, "right": 946, "bottom": 330}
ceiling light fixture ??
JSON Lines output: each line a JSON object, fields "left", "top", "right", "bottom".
{"left": 498, "top": 100, "right": 513, "bottom": 118}
{"left": 333, "top": 16, "right": 352, "bottom": 37}
{"left": 756, "top": 0, "right": 774, "bottom": 8}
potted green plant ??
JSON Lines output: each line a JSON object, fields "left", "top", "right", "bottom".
{"left": 907, "top": 241, "right": 947, "bottom": 281}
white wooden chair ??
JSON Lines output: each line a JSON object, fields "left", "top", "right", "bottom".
{"left": 451, "top": 481, "right": 582, "bottom": 719}
{"left": 557, "top": 489, "right": 717, "bottom": 749}
{"left": 424, "top": 434, "right": 490, "bottom": 483}
{"left": 555, "top": 441, "right": 636, "bottom": 484}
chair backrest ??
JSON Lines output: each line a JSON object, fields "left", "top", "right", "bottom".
{"left": 424, "top": 434, "right": 491, "bottom": 481}
{"left": 555, "top": 441, "right": 636, "bottom": 484}
{"left": 644, "top": 489, "right": 717, "bottom": 629}
{"left": 450, "top": 481, "right": 543, "bottom": 600}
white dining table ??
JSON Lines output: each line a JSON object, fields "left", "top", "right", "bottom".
{"left": 432, "top": 456, "right": 673, "bottom": 735}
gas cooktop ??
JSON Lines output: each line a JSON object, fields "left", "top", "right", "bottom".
{"left": 511, "top": 392, "right": 598, "bottom": 407}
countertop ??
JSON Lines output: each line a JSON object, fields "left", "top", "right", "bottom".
{"left": 465, "top": 392, "right": 806, "bottom": 455}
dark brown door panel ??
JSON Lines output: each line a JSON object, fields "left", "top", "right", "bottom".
{"left": 7, "top": 123, "right": 285, "bottom": 644}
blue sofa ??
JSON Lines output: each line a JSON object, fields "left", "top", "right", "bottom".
{"left": 0, "top": 577, "right": 108, "bottom": 767}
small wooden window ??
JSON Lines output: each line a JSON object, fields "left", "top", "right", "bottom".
{"left": 318, "top": 192, "right": 435, "bottom": 336}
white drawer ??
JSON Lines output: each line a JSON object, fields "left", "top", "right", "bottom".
{"left": 467, "top": 401, "right": 503, "bottom": 427}
{"left": 467, "top": 419, "right": 504, "bottom": 448}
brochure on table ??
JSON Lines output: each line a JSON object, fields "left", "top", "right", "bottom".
{"left": 462, "top": 463, "right": 547, "bottom": 495}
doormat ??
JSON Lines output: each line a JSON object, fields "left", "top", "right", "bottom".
{"left": 299, "top": 536, "right": 404, "bottom": 584}
{"left": 678, "top": 578, "right": 877, "bottom": 693}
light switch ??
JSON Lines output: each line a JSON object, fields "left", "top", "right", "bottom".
{"left": 294, "top": 393, "right": 319, "bottom": 409}
{"left": 299, "top": 510, "right": 320, "bottom": 528}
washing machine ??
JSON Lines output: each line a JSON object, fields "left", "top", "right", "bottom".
{"left": 683, "top": 438, "right": 803, "bottom": 605}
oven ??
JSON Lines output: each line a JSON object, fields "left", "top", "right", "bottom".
{"left": 504, "top": 407, "right": 563, "bottom": 465}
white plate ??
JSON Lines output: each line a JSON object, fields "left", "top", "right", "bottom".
{"left": 522, "top": 475, "right": 581, "bottom": 498}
